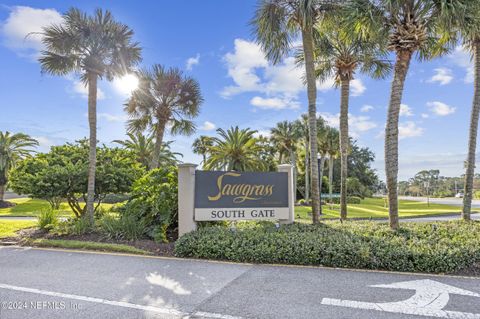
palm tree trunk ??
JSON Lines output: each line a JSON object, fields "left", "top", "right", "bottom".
{"left": 385, "top": 50, "right": 412, "bottom": 230}
{"left": 85, "top": 72, "right": 98, "bottom": 225}
{"left": 328, "top": 154, "right": 333, "bottom": 204}
{"left": 152, "top": 121, "right": 166, "bottom": 169}
{"left": 462, "top": 41, "right": 480, "bottom": 221}
{"left": 339, "top": 79, "right": 350, "bottom": 220}
{"left": 0, "top": 184, "right": 5, "bottom": 202}
{"left": 305, "top": 142, "right": 310, "bottom": 203}
{"left": 290, "top": 151, "right": 297, "bottom": 203}
{"left": 302, "top": 26, "right": 320, "bottom": 224}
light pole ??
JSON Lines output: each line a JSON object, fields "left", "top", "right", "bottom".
{"left": 317, "top": 152, "right": 323, "bottom": 215}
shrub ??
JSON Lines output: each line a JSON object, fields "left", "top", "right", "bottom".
{"left": 175, "top": 221, "right": 480, "bottom": 273}
{"left": 37, "top": 208, "right": 58, "bottom": 231}
{"left": 119, "top": 167, "right": 178, "bottom": 241}
{"left": 98, "top": 213, "right": 145, "bottom": 241}
{"left": 53, "top": 217, "right": 94, "bottom": 236}
{"left": 328, "top": 196, "right": 362, "bottom": 204}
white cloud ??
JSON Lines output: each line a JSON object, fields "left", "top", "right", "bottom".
{"left": 351, "top": 79, "right": 366, "bottom": 96}
{"left": 253, "top": 130, "right": 271, "bottom": 138}
{"left": 399, "top": 121, "right": 424, "bottom": 139}
{"left": 199, "top": 121, "right": 216, "bottom": 131}
{"left": 427, "top": 101, "right": 456, "bottom": 116}
{"left": 32, "top": 136, "right": 53, "bottom": 152}
{"left": 449, "top": 46, "right": 473, "bottom": 83}
{"left": 186, "top": 53, "right": 200, "bottom": 71}
{"left": 72, "top": 81, "right": 106, "bottom": 100}
{"left": 1, "top": 6, "right": 63, "bottom": 58}
{"left": 421, "top": 113, "right": 429, "bottom": 119}
{"left": 427, "top": 68, "right": 453, "bottom": 85}
{"left": 320, "top": 112, "right": 377, "bottom": 138}
{"left": 400, "top": 104, "right": 414, "bottom": 117}
{"left": 361, "top": 105, "right": 374, "bottom": 113}
{"left": 250, "top": 96, "right": 299, "bottom": 110}
{"left": 98, "top": 113, "right": 127, "bottom": 122}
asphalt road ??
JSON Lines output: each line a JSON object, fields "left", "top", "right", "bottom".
{"left": 0, "top": 247, "right": 479, "bottom": 319}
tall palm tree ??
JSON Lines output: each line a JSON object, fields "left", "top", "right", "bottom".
{"left": 324, "top": 127, "right": 339, "bottom": 205}
{"left": 126, "top": 64, "right": 203, "bottom": 168}
{"left": 294, "top": 114, "right": 310, "bottom": 202}
{"left": 310, "top": 17, "right": 391, "bottom": 219}
{"left": 113, "top": 132, "right": 181, "bottom": 169}
{"left": 459, "top": 1, "right": 480, "bottom": 220}
{"left": 39, "top": 8, "right": 142, "bottom": 224}
{"left": 252, "top": 0, "right": 341, "bottom": 223}
{"left": 204, "top": 127, "right": 265, "bottom": 172}
{"left": 0, "top": 132, "right": 38, "bottom": 204}
{"left": 192, "top": 136, "right": 214, "bottom": 165}
{"left": 346, "top": 0, "right": 451, "bottom": 229}
{"left": 271, "top": 121, "right": 300, "bottom": 201}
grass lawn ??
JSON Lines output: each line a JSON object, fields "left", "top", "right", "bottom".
{"left": 0, "top": 198, "right": 114, "bottom": 217}
{"left": 295, "top": 197, "right": 474, "bottom": 221}
{"left": 0, "top": 220, "right": 37, "bottom": 238}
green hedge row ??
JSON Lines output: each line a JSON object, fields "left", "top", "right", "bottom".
{"left": 174, "top": 221, "right": 480, "bottom": 273}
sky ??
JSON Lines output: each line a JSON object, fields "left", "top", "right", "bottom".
{"left": 0, "top": 1, "right": 477, "bottom": 181}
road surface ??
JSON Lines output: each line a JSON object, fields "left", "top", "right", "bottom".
{"left": 3, "top": 192, "right": 23, "bottom": 200}
{"left": 0, "top": 246, "right": 478, "bottom": 319}
{"left": 400, "top": 196, "right": 480, "bottom": 208}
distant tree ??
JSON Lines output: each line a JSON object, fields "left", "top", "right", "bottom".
{"left": 10, "top": 141, "right": 143, "bottom": 216}
{"left": 0, "top": 132, "right": 38, "bottom": 204}
{"left": 126, "top": 65, "right": 203, "bottom": 168}
{"left": 192, "top": 136, "right": 214, "bottom": 165}
{"left": 294, "top": 114, "right": 310, "bottom": 202}
{"left": 113, "top": 132, "right": 181, "bottom": 169}
{"left": 204, "top": 127, "right": 266, "bottom": 172}
{"left": 39, "top": 8, "right": 142, "bottom": 224}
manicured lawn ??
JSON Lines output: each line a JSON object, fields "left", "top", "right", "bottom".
{"left": 295, "top": 197, "right": 475, "bottom": 221}
{"left": 0, "top": 198, "right": 114, "bottom": 217}
{"left": 30, "top": 239, "right": 150, "bottom": 255}
{"left": 0, "top": 220, "right": 37, "bottom": 238}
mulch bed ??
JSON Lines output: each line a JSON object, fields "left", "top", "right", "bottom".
{"left": 0, "top": 201, "right": 16, "bottom": 209}
{"left": 15, "top": 227, "right": 175, "bottom": 257}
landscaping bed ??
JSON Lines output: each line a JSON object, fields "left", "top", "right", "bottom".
{"left": 175, "top": 221, "right": 480, "bottom": 274}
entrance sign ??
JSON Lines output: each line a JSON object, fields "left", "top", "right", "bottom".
{"left": 321, "top": 279, "right": 480, "bottom": 319}
{"left": 194, "top": 171, "right": 289, "bottom": 221}
{"left": 178, "top": 163, "right": 294, "bottom": 236}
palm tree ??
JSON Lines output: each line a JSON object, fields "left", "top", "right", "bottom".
{"left": 271, "top": 121, "right": 300, "bottom": 201}
{"left": 310, "top": 17, "right": 391, "bottom": 219}
{"left": 346, "top": 0, "right": 451, "bottom": 229}
{"left": 317, "top": 120, "right": 330, "bottom": 209}
{"left": 126, "top": 64, "right": 203, "bottom": 168}
{"left": 113, "top": 133, "right": 181, "bottom": 169}
{"left": 192, "top": 136, "right": 214, "bottom": 165}
{"left": 294, "top": 114, "right": 310, "bottom": 202}
{"left": 324, "top": 127, "right": 339, "bottom": 206}
{"left": 459, "top": 1, "right": 480, "bottom": 220}
{"left": 0, "top": 132, "right": 38, "bottom": 205}
{"left": 252, "top": 0, "right": 341, "bottom": 223}
{"left": 39, "top": 8, "right": 142, "bottom": 224}
{"left": 204, "top": 127, "right": 265, "bottom": 172}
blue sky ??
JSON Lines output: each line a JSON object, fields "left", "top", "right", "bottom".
{"left": 0, "top": 1, "right": 476, "bottom": 181}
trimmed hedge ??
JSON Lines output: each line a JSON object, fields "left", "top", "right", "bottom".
{"left": 174, "top": 221, "right": 480, "bottom": 273}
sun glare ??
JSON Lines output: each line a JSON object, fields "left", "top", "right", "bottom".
{"left": 114, "top": 73, "right": 139, "bottom": 95}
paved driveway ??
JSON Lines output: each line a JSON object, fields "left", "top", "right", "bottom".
{"left": 0, "top": 247, "right": 478, "bottom": 319}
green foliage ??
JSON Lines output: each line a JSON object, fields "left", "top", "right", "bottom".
{"left": 119, "top": 167, "right": 178, "bottom": 241}
{"left": 53, "top": 217, "right": 94, "bottom": 236}
{"left": 10, "top": 141, "right": 144, "bottom": 217}
{"left": 37, "top": 208, "right": 58, "bottom": 231}
{"left": 346, "top": 177, "right": 372, "bottom": 198}
{"left": 98, "top": 213, "right": 145, "bottom": 241}
{"left": 329, "top": 196, "right": 362, "bottom": 204}
{"left": 175, "top": 221, "right": 480, "bottom": 273}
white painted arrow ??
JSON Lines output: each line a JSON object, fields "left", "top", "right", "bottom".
{"left": 321, "top": 279, "right": 480, "bottom": 319}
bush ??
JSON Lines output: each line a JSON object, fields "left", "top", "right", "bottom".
{"left": 37, "top": 208, "right": 58, "bottom": 231}
{"left": 175, "top": 221, "right": 480, "bottom": 273}
{"left": 328, "top": 196, "right": 362, "bottom": 204}
{"left": 53, "top": 217, "right": 93, "bottom": 236}
{"left": 98, "top": 213, "right": 145, "bottom": 241}
{"left": 119, "top": 167, "right": 178, "bottom": 241}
